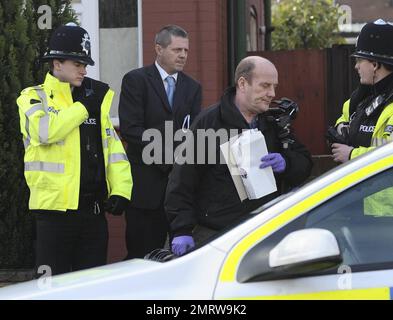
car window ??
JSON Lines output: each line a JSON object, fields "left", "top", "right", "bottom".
{"left": 237, "top": 167, "right": 393, "bottom": 282}
{"left": 304, "top": 167, "right": 393, "bottom": 268}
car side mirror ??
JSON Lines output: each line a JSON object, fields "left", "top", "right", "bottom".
{"left": 269, "top": 228, "right": 342, "bottom": 274}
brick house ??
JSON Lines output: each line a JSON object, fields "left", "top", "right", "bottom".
{"left": 70, "top": 0, "right": 268, "bottom": 263}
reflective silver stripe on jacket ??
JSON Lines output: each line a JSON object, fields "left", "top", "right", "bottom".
{"left": 108, "top": 153, "right": 128, "bottom": 164}
{"left": 24, "top": 100, "right": 45, "bottom": 148}
{"left": 371, "top": 137, "right": 391, "bottom": 147}
{"left": 39, "top": 115, "right": 50, "bottom": 144}
{"left": 103, "top": 129, "right": 120, "bottom": 148}
{"left": 23, "top": 137, "right": 31, "bottom": 149}
{"left": 25, "top": 104, "right": 44, "bottom": 117}
{"left": 107, "top": 129, "right": 120, "bottom": 140}
{"left": 32, "top": 87, "right": 50, "bottom": 144}
{"left": 24, "top": 117, "right": 31, "bottom": 149}
{"left": 33, "top": 86, "right": 49, "bottom": 112}
{"left": 25, "top": 161, "right": 65, "bottom": 173}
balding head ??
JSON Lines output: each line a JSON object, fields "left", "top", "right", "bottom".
{"left": 234, "top": 56, "right": 276, "bottom": 87}
{"left": 234, "top": 56, "right": 278, "bottom": 120}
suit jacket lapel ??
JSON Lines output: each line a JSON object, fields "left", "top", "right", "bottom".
{"left": 172, "top": 72, "right": 186, "bottom": 111}
{"left": 147, "top": 64, "right": 172, "bottom": 112}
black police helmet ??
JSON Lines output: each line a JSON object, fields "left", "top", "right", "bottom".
{"left": 352, "top": 19, "right": 393, "bottom": 66}
{"left": 42, "top": 23, "right": 95, "bottom": 66}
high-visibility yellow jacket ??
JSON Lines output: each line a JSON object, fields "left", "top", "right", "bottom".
{"left": 17, "top": 72, "right": 132, "bottom": 211}
{"left": 336, "top": 99, "right": 393, "bottom": 158}
{"left": 336, "top": 98, "right": 393, "bottom": 216}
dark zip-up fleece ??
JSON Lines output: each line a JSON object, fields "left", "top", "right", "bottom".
{"left": 72, "top": 77, "right": 108, "bottom": 202}
{"left": 165, "top": 87, "right": 313, "bottom": 236}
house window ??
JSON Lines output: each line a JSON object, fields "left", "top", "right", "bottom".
{"left": 247, "top": 6, "right": 259, "bottom": 51}
{"left": 99, "top": 0, "right": 138, "bottom": 28}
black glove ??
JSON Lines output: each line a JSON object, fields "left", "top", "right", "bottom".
{"left": 325, "top": 126, "right": 349, "bottom": 146}
{"left": 73, "top": 78, "right": 109, "bottom": 118}
{"left": 105, "top": 195, "right": 129, "bottom": 216}
{"left": 77, "top": 92, "right": 101, "bottom": 118}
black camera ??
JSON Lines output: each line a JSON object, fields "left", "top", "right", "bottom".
{"left": 266, "top": 98, "right": 299, "bottom": 146}
{"left": 268, "top": 97, "right": 299, "bottom": 119}
{"left": 266, "top": 98, "right": 299, "bottom": 131}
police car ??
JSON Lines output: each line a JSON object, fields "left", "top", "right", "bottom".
{"left": 2, "top": 142, "right": 393, "bottom": 300}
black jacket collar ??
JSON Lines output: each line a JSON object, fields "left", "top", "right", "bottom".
{"left": 219, "top": 87, "right": 251, "bottom": 129}
{"left": 219, "top": 86, "right": 268, "bottom": 131}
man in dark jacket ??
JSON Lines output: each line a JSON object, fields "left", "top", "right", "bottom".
{"left": 165, "top": 56, "right": 312, "bottom": 256}
{"left": 119, "top": 25, "right": 202, "bottom": 259}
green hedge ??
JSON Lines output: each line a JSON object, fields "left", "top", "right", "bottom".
{"left": 272, "top": 0, "right": 345, "bottom": 50}
{"left": 0, "top": 0, "right": 76, "bottom": 268}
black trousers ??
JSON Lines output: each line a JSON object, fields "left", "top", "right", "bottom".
{"left": 125, "top": 205, "right": 169, "bottom": 259}
{"left": 34, "top": 206, "right": 108, "bottom": 277}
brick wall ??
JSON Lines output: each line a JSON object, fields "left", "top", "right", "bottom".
{"left": 142, "top": 0, "right": 228, "bottom": 108}
{"left": 107, "top": 214, "right": 127, "bottom": 263}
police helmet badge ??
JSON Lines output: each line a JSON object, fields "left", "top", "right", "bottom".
{"left": 81, "top": 33, "right": 91, "bottom": 55}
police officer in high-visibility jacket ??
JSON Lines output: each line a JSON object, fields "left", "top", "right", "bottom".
{"left": 332, "top": 19, "right": 393, "bottom": 216}
{"left": 17, "top": 24, "right": 132, "bottom": 276}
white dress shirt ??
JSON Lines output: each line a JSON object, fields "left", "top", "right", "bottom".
{"left": 155, "top": 61, "right": 178, "bottom": 91}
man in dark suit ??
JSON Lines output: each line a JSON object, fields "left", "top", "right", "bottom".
{"left": 119, "top": 25, "right": 202, "bottom": 259}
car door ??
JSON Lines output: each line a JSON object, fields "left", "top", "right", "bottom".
{"left": 214, "top": 158, "right": 393, "bottom": 300}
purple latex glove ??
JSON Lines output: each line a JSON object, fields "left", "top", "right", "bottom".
{"left": 171, "top": 236, "right": 195, "bottom": 256}
{"left": 260, "top": 153, "right": 286, "bottom": 173}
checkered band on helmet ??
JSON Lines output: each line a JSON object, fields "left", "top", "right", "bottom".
{"left": 42, "top": 24, "right": 95, "bottom": 66}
